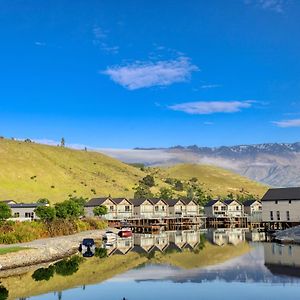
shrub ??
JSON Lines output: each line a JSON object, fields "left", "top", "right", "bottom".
{"left": 0, "top": 285, "right": 9, "bottom": 300}
{"left": 0, "top": 203, "right": 11, "bottom": 221}
{"left": 35, "top": 206, "right": 56, "bottom": 222}
{"left": 93, "top": 205, "right": 108, "bottom": 217}
{"left": 32, "top": 266, "right": 55, "bottom": 281}
{"left": 55, "top": 256, "right": 82, "bottom": 276}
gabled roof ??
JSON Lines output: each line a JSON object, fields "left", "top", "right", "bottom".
{"left": 180, "top": 198, "right": 198, "bottom": 205}
{"left": 85, "top": 197, "right": 112, "bottom": 207}
{"left": 131, "top": 198, "right": 153, "bottom": 206}
{"left": 223, "top": 199, "right": 242, "bottom": 205}
{"left": 148, "top": 198, "right": 168, "bottom": 205}
{"left": 113, "top": 198, "right": 131, "bottom": 205}
{"left": 164, "top": 199, "right": 184, "bottom": 207}
{"left": 262, "top": 187, "right": 300, "bottom": 201}
{"left": 204, "top": 199, "right": 225, "bottom": 207}
{"left": 243, "top": 199, "right": 260, "bottom": 206}
{"left": 0, "top": 200, "right": 16, "bottom": 204}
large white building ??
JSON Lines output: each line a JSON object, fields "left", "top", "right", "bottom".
{"left": 262, "top": 187, "right": 300, "bottom": 223}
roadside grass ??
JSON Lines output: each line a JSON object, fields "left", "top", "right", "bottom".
{"left": 0, "top": 246, "right": 29, "bottom": 255}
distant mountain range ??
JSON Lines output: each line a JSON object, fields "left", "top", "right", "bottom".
{"left": 100, "top": 142, "right": 300, "bottom": 187}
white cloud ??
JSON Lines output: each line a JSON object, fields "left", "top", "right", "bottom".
{"left": 169, "top": 101, "right": 252, "bottom": 115}
{"left": 35, "top": 41, "right": 46, "bottom": 47}
{"left": 200, "top": 84, "right": 222, "bottom": 89}
{"left": 203, "top": 121, "right": 214, "bottom": 125}
{"left": 93, "top": 26, "right": 107, "bottom": 39}
{"left": 102, "top": 56, "right": 199, "bottom": 90}
{"left": 272, "top": 119, "right": 300, "bottom": 128}
{"left": 245, "top": 0, "right": 285, "bottom": 13}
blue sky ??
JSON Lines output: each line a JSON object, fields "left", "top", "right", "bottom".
{"left": 1, "top": 0, "right": 300, "bottom": 148}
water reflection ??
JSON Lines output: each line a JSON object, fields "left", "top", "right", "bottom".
{"left": 3, "top": 229, "right": 300, "bottom": 300}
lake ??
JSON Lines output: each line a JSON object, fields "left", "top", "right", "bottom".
{"left": 2, "top": 229, "right": 300, "bottom": 300}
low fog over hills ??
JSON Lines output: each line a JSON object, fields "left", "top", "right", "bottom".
{"left": 99, "top": 143, "right": 300, "bottom": 187}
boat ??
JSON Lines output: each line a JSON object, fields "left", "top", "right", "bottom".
{"left": 118, "top": 228, "right": 133, "bottom": 238}
{"left": 103, "top": 231, "right": 117, "bottom": 241}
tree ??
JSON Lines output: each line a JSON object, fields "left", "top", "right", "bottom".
{"left": 133, "top": 184, "right": 154, "bottom": 199}
{"left": 0, "top": 285, "right": 9, "bottom": 300}
{"left": 54, "top": 256, "right": 82, "bottom": 276}
{"left": 0, "top": 203, "right": 11, "bottom": 221}
{"left": 174, "top": 180, "right": 184, "bottom": 191}
{"left": 141, "top": 175, "right": 155, "bottom": 187}
{"left": 68, "top": 196, "right": 87, "bottom": 207}
{"left": 37, "top": 198, "right": 50, "bottom": 204}
{"left": 93, "top": 205, "right": 108, "bottom": 217}
{"left": 55, "top": 200, "right": 84, "bottom": 219}
{"left": 32, "top": 266, "right": 55, "bottom": 281}
{"left": 60, "top": 137, "right": 65, "bottom": 147}
{"left": 35, "top": 206, "right": 56, "bottom": 222}
{"left": 158, "top": 187, "right": 174, "bottom": 200}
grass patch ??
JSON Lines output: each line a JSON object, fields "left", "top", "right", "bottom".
{"left": 0, "top": 246, "right": 29, "bottom": 255}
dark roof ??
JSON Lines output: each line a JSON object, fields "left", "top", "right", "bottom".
{"left": 223, "top": 199, "right": 241, "bottom": 205}
{"left": 180, "top": 199, "right": 197, "bottom": 205}
{"left": 262, "top": 187, "right": 300, "bottom": 201}
{"left": 112, "top": 198, "right": 130, "bottom": 204}
{"left": 85, "top": 197, "right": 111, "bottom": 207}
{"left": 130, "top": 199, "right": 151, "bottom": 206}
{"left": 164, "top": 199, "right": 184, "bottom": 207}
{"left": 148, "top": 198, "right": 167, "bottom": 205}
{"left": 243, "top": 199, "right": 260, "bottom": 206}
{"left": 204, "top": 199, "right": 224, "bottom": 207}
{"left": 9, "top": 203, "right": 47, "bottom": 208}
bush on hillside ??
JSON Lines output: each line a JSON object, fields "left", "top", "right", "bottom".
{"left": 0, "top": 203, "right": 11, "bottom": 221}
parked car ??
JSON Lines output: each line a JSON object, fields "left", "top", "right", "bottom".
{"left": 80, "top": 238, "right": 96, "bottom": 253}
{"left": 103, "top": 231, "right": 117, "bottom": 242}
{"left": 118, "top": 228, "right": 132, "bottom": 238}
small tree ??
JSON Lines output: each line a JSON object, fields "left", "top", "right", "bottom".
{"left": 141, "top": 175, "right": 155, "bottom": 187}
{"left": 37, "top": 198, "right": 50, "bottom": 205}
{"left": 133, "top": 184, "right": 154, "bottom": 199}
{"left": 35, "top": 206, "right": 56, "bottom": 222}
{"left": 0, "top": 203, "right": 11, "bottom": 221}
{"left": 174, "top": 180, "right": 184, "bottom": 191}
{"left": 0, "top": 285, "right": 9, "bottom": 300}
{"left": 93, "top": 205, "right": 108, "bottom": 217}
{"left": 158, "top": 187, "right": 174, "bottom": 200}
{"left": 60, "top": 137, "right": 65, "bottom": 147}
{"left": 55, "top": 200, "right": 84, "bottom": 219}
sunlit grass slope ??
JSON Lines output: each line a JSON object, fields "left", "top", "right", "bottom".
{"left": 162, "top": 164, "right": 268, "bottom": 198}
{"left": 0, "top": 139, "right": 147, "bottom": 203}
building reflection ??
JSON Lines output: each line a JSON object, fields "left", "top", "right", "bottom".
{"left": 102, "top": 230, "right": 202, "bottom": 256}
{"left": 264, "top": 243, "right": 300, "bottom": 277}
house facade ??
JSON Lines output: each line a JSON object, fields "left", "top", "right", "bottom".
{"left": 204, "top": 200, "right": 227, "bottom": 217}
{"left": 167, "top": 199, "right": 185, "bottom": 217}
{"left": 113, "top": 198, "right": 133, "bottom": 219}
{"left": 131, "top": 199, "right": 154, "bottom": 218}
{"left": 8, "top": 203, "right": 48, "bottom": 221}
{"left": 262, "top": 187, "right": 300, "bottom": 223}
{"left": 151, "top": 198, "right": 168, "bottom": 218}
{"left": 244, "top": 199, "right": 262, "bottom": 222}
{"left": 223, "top": 199, "right": 244, "bottom": 217}
{"left": 181, "top": 199, "right": 199, "bottom": 216}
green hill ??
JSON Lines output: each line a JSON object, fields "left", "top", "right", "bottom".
{"left": 161, "top": 163, "right": 268, "bottom": 198}
{"left": 0, "top": 139, "right": 148, "bottom": 203}
{"left": 0, "top": 139, "right": 267, "bottom": 203}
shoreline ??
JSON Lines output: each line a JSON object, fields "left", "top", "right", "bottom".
{"left": 0, "top": 229, "right": 107, "bottom": 272}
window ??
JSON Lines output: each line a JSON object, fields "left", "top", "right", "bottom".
{"left": 14, "top": 212, "right": 20, "bottom": 218}
{"left": 125, "top": 206, "right": 130, "bottom": 212}
{"left": 275, "top": 200, "right": 278, "bottom": 204}
{"left": 236, "top": 206, "right": 239, "bottom": 210}
{"left": 214, "top": 206, "right": 219, "bottom": 211}
{"left": 155, "top": 206, "right": 159, "bottom": 212}
{"left": 110, "top": 206, "right": 114, "bottom": 211}
{"left": 221, "top": 206, "right": 226, "bottom": 211}
{"left": 289, "top": 200, "right": 292, "bottom": 204}
{"left": 287, "top": 211, "right": 290, "bottom": 221}
{"left": 270, "top": 211, "right": 273, "bottom": 221}
{"left": 277, "top": 211, "right": 280, "bottom": 221}
{"left": 25, "top": 212, "right": 34, "bottom": 218}
{"left": 288, "top": 245, "right": 293, "bottom": 256}
{"left": 162, "top": 206, "right": 165, "bottom": 211}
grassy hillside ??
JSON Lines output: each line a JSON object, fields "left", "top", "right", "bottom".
{"left": 161, "top": 164, "right": 267, "bottom": 198}
{"left": 0, "top": 139, "right": 267, "bottom": 203}
{"left": 0, "top": 139, "right": 148, "bottom": 203}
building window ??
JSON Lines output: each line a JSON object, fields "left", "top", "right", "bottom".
{"left": 277, "top": 211, "right": 280, "bottom": 221}
{"left": 162, "top": 206, "right": 165, "bottom": 211}
{"left": 221, "top": 206, "right": 226, "bottom": 211}
{"left": 289, "top": 200, "right": 292, "bottom": 204}
{"left": 270, "top": 211, "right": 273, "bottom": 221}
{"left": 110, "top": 206, "right": 114, "bottom": 211}
{"left": 275, "top": 200, "right": 278, "bottom": 204}
{"left": 155, "top": 206, "right": 159, "bottom": 212}
{"left": 25, "top": 212, "right": 34, "bottom": 218}
{"left": 125, "top": 206, "right": 130, "bottom": 212}
{"left": 14, "top": 212, "right": 20, "bottom": 218}
{"left": 288, "top": 245, "right": 293, "bottom": 256}
{"left": 214, "top": 206, "right": 219, "bottom": 211}
{"left": 236, "top": 206, "right": 239, "bottom": 210}
{"left": 287, "top": 211, "right": 290, "bottom": 221}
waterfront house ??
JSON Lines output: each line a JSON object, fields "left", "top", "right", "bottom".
{"left": 85, "top": 197, "right": 117, "bottom": 219}
{"left": 0, "top": 200, "right": 17, "bottom": 205}
{"left": 113, "top": 198, "right": 133, "bottom": 219}
{"left": 244, "top": 199, "right": 262, "bottom": 222}
{"left": 167, "top": 199, "right": 186, "bottom": 217}
{"left": 223, "top": 199, "right": 244, "bottom": 217}
{"left": 204, "top": 199, "right": 227, "bottom": 217}
{"left": 150, "top": 198, "right": 168, "bottom": 218}
{"left": 261, "top": 187, "right": 300, "bottom": 223}
{"left": 181, "top": 199, "right": 199, "bottom": 216}
{"left": 9, "top": 202, "right": 48, "bottom": 221}
{"left": 131, "top": 199, "right": 154, "bottom": 218}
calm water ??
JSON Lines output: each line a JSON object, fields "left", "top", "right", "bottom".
{"left": 2, "top": 229, "right": 300, "bottom": 300}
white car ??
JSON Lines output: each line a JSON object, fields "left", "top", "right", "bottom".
{"left": 103, "top": 231, "right": 117, "bottom": 242}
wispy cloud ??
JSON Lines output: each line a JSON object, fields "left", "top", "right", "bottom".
{"left": 35, "top": 41, "right": 46, "bottom": 47}
{"left": 93, "top": 26, "right": 107, "bottom": 39}
{"left": 102, "top": 56, "right": 199, "bottom": 90}
{"left": 92, "top": 26, "right": 119, "bottom": 54}
{"left": 199, "top": 84, "right": 222, "bottom": 89}
{"left": 272, "top": 118, "right": 300, "bottom": 128}
{"left": 169, "top": 101, "right": 252, "bottom": 115}
{"left": 245, "top": 0, "right": 286, "bottom": 13}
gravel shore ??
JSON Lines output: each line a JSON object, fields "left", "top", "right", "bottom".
{"left": 0, "top": 229, "right": 107, "bottom": 271}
